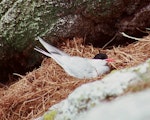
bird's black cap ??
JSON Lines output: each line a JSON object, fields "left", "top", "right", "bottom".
{"left": 93, "top": 53, "right": 108, "bottom": 60}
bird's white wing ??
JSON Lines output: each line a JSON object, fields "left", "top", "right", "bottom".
{"left": 37, "top": 37, "right": 68, "bottom": 56}
{"left": 57, "top": 56, "right": 97, "bottom": 79}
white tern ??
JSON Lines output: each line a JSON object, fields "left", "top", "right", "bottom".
{"left": 34, "top": 37, "right": 113, "bottom": 79}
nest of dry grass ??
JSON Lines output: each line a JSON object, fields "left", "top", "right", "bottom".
{"left": 0, "top": 35, "right": 150, "bottom": 120}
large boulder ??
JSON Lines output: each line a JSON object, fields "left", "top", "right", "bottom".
{"left": 0, "top": 0, "right": 149, "bottom": 82}
{"left": 78, "top": 89, "right": 150, "bottom": 120}
{"left": 35, "top": 58, "right": 150, "bottom": 120}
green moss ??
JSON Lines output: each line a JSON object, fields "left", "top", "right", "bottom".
{"left": 44, "top": 110, "right": 57, "bottom": 120}
{"left": 0, "top": 0, "right": 61, "bottom": 51}
{"left": 109, "top": 69, "right": 118, "bottom": 74}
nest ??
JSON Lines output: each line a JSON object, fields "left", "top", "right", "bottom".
{"left": 0, "top": 35, "right": 150, "bottom": 120}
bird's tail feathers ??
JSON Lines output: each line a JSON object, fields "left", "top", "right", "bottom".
{"left": 34, "top": 46, "right": 52, "bottom": 58}
{"left": 37, "top": 37, "right": 68, "bottom": 56}
{"left": 34, "top": 46, "right": 63, "bottom": 66}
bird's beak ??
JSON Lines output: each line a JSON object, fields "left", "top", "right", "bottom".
{"left": 105, "top": 58, "right": 114, "bottom": 63}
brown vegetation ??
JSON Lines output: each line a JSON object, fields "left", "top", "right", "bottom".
{"left": 0, "top": 35, "right": 150, "bottom": 120}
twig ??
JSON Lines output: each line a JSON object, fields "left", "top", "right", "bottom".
{"left": 102, "top": 33, "right": 117, "bottom": 49}
{"left": 120, "top": 32, "right": 150, "bottom": 41}
{"left": 13, "top": 73, "right": 24, "bottom": 79}
{"left": 0, "top": 82, "right": 8, "bottom": 88}
{"left": 136, "top": 27, "right": 148, "bottom": 34}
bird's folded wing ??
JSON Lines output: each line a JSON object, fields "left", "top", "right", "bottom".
{"left": 37, "top": 37, "right": 68, "bottom": 56}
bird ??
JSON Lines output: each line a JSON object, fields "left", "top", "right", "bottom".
{"left": 34, "top": 37, "right": 113, "bottom": 79}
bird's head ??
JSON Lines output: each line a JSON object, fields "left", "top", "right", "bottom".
{"left": 93, "top": 53, "right": 114, "bottom": 63}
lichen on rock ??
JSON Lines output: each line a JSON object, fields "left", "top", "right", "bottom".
{"left": 35, "top": 59, "right": 150, "bottom": 120}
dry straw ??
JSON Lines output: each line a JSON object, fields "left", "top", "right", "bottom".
{"left": 0, "top": 35, "right": 150, "bottom": 120}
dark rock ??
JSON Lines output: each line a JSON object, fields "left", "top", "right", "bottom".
{"left": 0, "top": 0, "right": 149, "bottom": 82}
{"left": 118, "top": 3, "right": 150, "bottom": 35}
